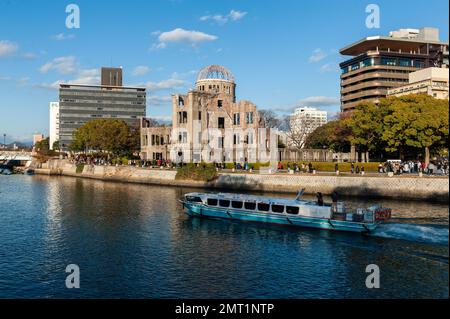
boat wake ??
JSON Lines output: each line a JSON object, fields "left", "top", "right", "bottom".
{"left": 371, "top": 223, "right": 449, "bottom": 245}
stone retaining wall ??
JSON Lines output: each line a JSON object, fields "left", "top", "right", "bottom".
{"left": 211, "top": 173, "right": 448, "bottom": 202}
{"left": 35, "top": 160, "right": 449, "bottom": 202}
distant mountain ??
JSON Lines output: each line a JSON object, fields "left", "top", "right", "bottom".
{"left": 4, "top": 141, "right": 33, "bottom": 149}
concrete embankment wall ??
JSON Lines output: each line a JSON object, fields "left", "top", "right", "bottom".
{"left": 35, "top": 160, "right": 449, "bottom": 202}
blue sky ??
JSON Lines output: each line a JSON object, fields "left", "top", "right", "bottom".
{"left": 0, "top": 0, "right": 448, "bottom": 143}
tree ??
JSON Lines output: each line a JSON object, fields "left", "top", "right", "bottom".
{"left": 381, "top": 94, "right": 448, "bottom": 164}
{"left": 304, "top": 116, "right": 352, "bottom": 152}
{"left": 344, "top": 101, "right": 389, "bottom": 159}
{"left": 35, "top": 137, "right": 50, "bottom": 153}
{"left": 52, "top": 141, "right": 60, "bottom": 151}
{"left": 70, "top": 119, "right": 138, "bottom": 157}
{"left": 282, "top": 114, "right": 310, "bottom": 150}
{"left": 258, "top": 109, "right": 281, "bottom": 128}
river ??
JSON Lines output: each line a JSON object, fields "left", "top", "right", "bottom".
{"left": 0, "top": 175, "right": 448, "bottom": 298}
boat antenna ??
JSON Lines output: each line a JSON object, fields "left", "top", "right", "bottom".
{"left": 295, "top": 188, "right": 305, "bottom": 201}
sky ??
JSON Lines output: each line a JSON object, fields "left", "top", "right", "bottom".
{"left": 0, "top": 0, "right": 448, "bottom": 143}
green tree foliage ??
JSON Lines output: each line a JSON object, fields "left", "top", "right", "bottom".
{"left": 52, "top": 140, "right": 60, "bottom": 151}
{"left": 305, "top": 94, "right": 448, "bottom": 162}
{"left": 380, "top": 94, "right": 448, "bottom": 162}
{"left": 70, "top": 119, "right": 138, "bottom": 156}
{"left": 35, "top": 137, "right": 50, "bottom": 153}
{"left": 305, "top": 115, "right": 352, "bottom": 152}
{"left": 344, "top": 102, "right": 388, "bottom": 154}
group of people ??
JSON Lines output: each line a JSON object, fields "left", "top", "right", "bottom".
{"left": 282, "top": 162, "right": 315, "bottom": 174}
{"left": 315, "top": 191, "right": 339, "bottom": 210}
{"left": 347, "top": 163, "right": 365, "bottom": 175}
{"left": 383, "top": 160, "right": 448, "bottom": 176}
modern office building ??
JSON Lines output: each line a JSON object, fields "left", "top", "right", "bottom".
{"left": 57, "top": 67, "right": 146, "bottom": 149}
{"left": 387, "top": 67, "right": 449, "bottom": 100}
{"left": 340, "top": 27, "right": 449, "bottom": 112}
{"left": 49, "top": 102, "right": 60, "bottom": 150}
{"left": 140, "top": 65, "right": 277, "bottom": 163}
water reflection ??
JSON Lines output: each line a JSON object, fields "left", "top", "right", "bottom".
{"left": 0, "top": 175, "right": 447, "bottom": 298}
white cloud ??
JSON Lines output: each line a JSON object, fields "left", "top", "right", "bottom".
{"left": 153, "top": 28, "right": 217, "bottom": 49}
{"left": 229, "top": 10, "right": 247, "bottom": 21}
{"left": 39, "top": 56, "right": 77, "bottom": 74}
{"left": 297, "top": 96, "right": 340, "bottom": 107}
{"left": 145, "top": 78, "right": 186, "bottom": 91}
{"left": 22, "top": 52, "right": 37, "bottom": 60}
{"left": 309, "top": 48, "right": 327, "bottom": 63}
{"left": 34, "top": 80, "right": 64, "bottom": 90}
{"left": 147, "top": 95, "right": 173, "bottom": 106}
{"left": 69, "top": 68, "right": 100, "bottom": 85}
{"left": 52, "top": 33, "right": 75, "bottom": 41}
{"left": 200, "top": 10, "right": 247, "bottom": 24}
{"left": 320, "top": 63, "right": 339, "bottom": 73}
{"left": 35, "top": 68, "right": 100, "bottom": 90}
{"left": 0, "top": 75, "right": 11, "bottom": 81}
{"left": 132, "top": 65, "right": 151, "bottom": 76}
{"left": 200, "top": 14, "right": 228, "bottom": 25}
{"left": 274, "top": 96, "right": 340, "bottom": 113}
{"left": 0, "top": 40, "right": 18, "bottom": 57}
{"left": 17, "top": 77, "right": 30, "bottom": 87}
{"left": 151, "top": 115, "right": 173, "bottom": 123}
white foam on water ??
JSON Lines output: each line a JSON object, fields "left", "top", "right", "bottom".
{"left": 371, "top": 223, "right": 449, "bottom": 245}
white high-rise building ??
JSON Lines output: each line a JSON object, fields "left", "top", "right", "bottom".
{"left": 289, "top": 106, "right": 327, "bottom": 148}
{"left": 290, "top": 106, "right": 327, "bottom": 133}
{"left": 49, "top": 102, "right": 60, "bottom": 150}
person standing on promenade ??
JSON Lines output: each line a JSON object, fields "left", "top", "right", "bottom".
{"left": 351, "top": 163, "right": 355, "bottom": 174}
{"left": 335, "top": 163, "right": 339, "bottom": 175}
{"left": 378, "top": 163, "right": 383, "bottom": 173}
{"left": 355, "top": 165, "right": 360, "bottom": 174}
{"left": 361, "top": 165, "right": 365, "bottom": 175}
{"left": 308, "top": 162, "right": 313, "bottom": 173}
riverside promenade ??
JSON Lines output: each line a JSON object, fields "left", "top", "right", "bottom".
{"left": 33, "top": 160, "right": 449, "bottom": 202}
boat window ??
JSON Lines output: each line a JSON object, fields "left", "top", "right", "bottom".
{"left": 286, "top": 206, "right": 299, "bottom": 215}
{"left": 231, "top": 201, "right": 243, "bottom": 209}
{"left": 257, "top": 203, "right": 270, "bottom": 212}
{"left": 186, "top": 196, "right": 202, "bottom": 203}
{"left": 244, "top": 202, "right": 256, "bottom": 210}
{"left": 271, "top": 204, "right": 285, "bottom": 213}
{"left": 207, "top": 198, "right": 218, "bottom": 206}
{"left": 219, "top": 200, "right": 230, "bottom": 207}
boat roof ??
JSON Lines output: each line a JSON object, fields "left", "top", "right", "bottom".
{"left": 185, "top": 192, "right": 311, "bottom": 206}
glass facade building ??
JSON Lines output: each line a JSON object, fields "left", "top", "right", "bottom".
{"left": 339, "top": 28, "right": 449, "bottom": 112}
{"left": 58, "top": 84, "right": 146, "bottom": 149}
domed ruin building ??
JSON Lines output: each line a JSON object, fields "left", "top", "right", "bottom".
{"left": 141, "top": 65, "right": 275, "bottom": 164}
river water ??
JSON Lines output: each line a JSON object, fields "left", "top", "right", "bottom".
{"left": 0, "top": 175, "right": 448, "bottom": 299}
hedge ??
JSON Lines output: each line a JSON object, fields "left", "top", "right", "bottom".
{"left": 75, "top": 164, "right": 85, "bottom": 174}
{"left": 176, "top": 165, "right": 218, "bottom": 182}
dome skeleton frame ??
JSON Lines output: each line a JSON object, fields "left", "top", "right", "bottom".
{"left": 196, "top": 65, "right": 235, "bottom": 83}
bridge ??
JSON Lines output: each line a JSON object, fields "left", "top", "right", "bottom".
{"left": 0, "top": 151, "right": 34, "bottom": 161}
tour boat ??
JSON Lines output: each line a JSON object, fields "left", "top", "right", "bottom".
{"left": 179, "top": 190, "right": 391, "bottom": 234}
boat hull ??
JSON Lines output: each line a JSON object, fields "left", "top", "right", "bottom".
{"left": 181, "top": 202, "right": 380, "bottom": 233}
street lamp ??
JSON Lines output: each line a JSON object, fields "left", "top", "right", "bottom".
{"left": 3, "top": 134, "right": 5, "bottom": 148}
